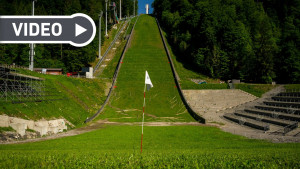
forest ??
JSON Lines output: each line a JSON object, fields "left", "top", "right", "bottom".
{"left": 0, "top": 0, "right": 137, "bottom": 72}
{"left": 153, "top": 0, "right": 300, "bottom": 83}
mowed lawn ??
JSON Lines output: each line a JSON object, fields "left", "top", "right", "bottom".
{"left": 99, "top": 15, "right": 194, "bottom": 122}
{"left": 1, "top": 15, "right": 299, "bottom": 168}
{"left": 0, "top": 69, "right": 106, "bottom": 127}
{"left": 0, "top": 125, "right": 299, "bottom": 168}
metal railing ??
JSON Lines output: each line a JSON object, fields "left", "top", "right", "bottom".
{"left": 85, "top": 16, "right": 140, "bottom": 123}
{"left": 0, "top": 64, "right": 28, "bottom": 70}
{"left": 93, "top": 20, "right": 129, "bottom": 74}
{"left": 155, "top": 18, "right": 205, "bottom": 123}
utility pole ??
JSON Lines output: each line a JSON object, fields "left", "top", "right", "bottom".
{"left": 99, "top": 11, "right": 103, "bottom": 59}
{"left": 120, "top": 0, "right": 122, "bottom": 20}
{"left": 29, "top": 0, "right": 37, "bottom": 71}
{"left": 105, "top": 0, "right": 108, "bottom": 36}
{"left": 133, "top": 0, "right": 135, "bottom": 16}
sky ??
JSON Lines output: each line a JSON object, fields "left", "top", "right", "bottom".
{"left": 138, "top": 0, "right": 154, "bottom": 14}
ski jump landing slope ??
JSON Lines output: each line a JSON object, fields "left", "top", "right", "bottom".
{"left": 102, "top": 15, "right": 195, "bottom": 122}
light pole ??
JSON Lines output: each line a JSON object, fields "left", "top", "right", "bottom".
{"left": 99, "top": 11, "right": 103, "bottom": 59}
{"left": 105, "top": 0, "right": 108, "bottom": 36}
{"left": 29, "top": 0, "right": 37, "bottom": 71}
{"left": 133, "top": 0, "right": 135, "bottom": 17}
{"left": 120, "top": 0, "right": 122, "bottom": 20}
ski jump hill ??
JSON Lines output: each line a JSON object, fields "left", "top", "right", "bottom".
{"left": 87, "top": 14, "right": 204, "bottom": 123}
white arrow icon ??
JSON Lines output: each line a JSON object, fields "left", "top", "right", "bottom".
{"left": 75, "top": 24, "right": 87, "bottom": 37}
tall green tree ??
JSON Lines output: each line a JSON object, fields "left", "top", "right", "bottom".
{"left": 153, "top": 0, "right": 298, "bottom": 83}
{"left": 0, "top": 0, "right": 136, "bottom": 72}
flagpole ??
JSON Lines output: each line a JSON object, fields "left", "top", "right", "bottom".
{"left": 141, "top": 83, "right": 146, "bottom": 153}
{"left": 141, "top": 71, "right": 153, "bottom": 153}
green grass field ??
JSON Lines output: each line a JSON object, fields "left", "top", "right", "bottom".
{"left": 234, "top": 84, "right": 277, "bottom": 97}
{"left": 0, "top": 69, "right": 106, "bottom": 127}
{"left": 0, "top": 125, "right": 299, "bottom": 168}
{"left": 99, "top": 15, "right": 194, "bottom": 122}
{"left": 285, "top": 84, "right": 300, "bottom": 91}
{"left": 1, "top": 15, "right": 299, "bottom": 168}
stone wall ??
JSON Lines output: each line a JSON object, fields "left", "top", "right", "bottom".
{"left": 0, "top": 115, "right": 68, "bottom": 136}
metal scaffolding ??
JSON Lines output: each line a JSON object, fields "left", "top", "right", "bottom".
{"left": 0, "top": 66, "right": 45, "bottom": 103}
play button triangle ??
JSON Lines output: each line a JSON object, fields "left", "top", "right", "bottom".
{"left": 75, "top": 24, "right": 87, "bottom": 37}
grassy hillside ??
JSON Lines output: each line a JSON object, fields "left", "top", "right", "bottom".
{"left": 161, "top": 26, "right": 278, "bottom": 96}
{"left": 285, "top": 84, "right": 300, "bottom": 91}
{"left": 234, "top": 84, "right": 277, "bottom": 97}
{"left": 0, "top": 125, "right": 299, "bottom": 168}
{"left": 0, "top": 69, "right": 106, "bottom": 127}
{"left": 99, "top": 15, "right": 194, "bottom": 122}
{"left": 90, "top": 20, "right": 126, "bottom": 68}
{"left": 161, "top": 31, "right": 224, "bottom": 89}
{"left": 99, "top": 17, "right": 138, "bottom": 79}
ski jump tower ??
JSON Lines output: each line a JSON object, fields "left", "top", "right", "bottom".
{"left": 110, "top": 2, "right": 119, "bottom": 24}
{"left": 145, "top": 4, "right": 149, "bottom": 14}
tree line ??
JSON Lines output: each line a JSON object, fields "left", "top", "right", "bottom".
{"left": 0, "top": 0, "right": 138, "bottom": 72}
{"left": 153, "top": 0, "right": 300, "bottom": 83}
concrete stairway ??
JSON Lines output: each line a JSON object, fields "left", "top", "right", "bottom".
{"left": 224, "top": 90, "right": 300, "bottom": 135}
{"left": 183, "top": 89, "right": 257, "bottom": 123}
{"left": 224, "top": 113, "right": 269, "bottom": 131}
{"left": 254, "top": 105, "right": 300, "bottom": 115}
{"left": 244, "top": 108, "right": 300, "bottom": 121}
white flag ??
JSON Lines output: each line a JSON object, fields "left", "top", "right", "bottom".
{"left": 145, "top": 71, "right": 153, "bottom": 91}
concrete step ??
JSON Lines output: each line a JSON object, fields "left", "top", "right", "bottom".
{"left": 272, "top": 96, "right": 300, "bottom": 102}
{"left": 255, "top": 105, "right": 300, "bottom": 115}
{"left": 264, "top": 101, "right": 300, "bottom": 109}
{"left": 277, "top": 92, "right": 300, "bottom": 97}
{"left": 284, "top": 127, "right": 300, "bottom": 137}
{"left": 245, "top": 108, "right": 300, "bottom": 122}
{"left": 234, "top": 111, "right": 294, "bottom": 127}
{"left": 223, "top": 113, "right": 269, "bottom": 131}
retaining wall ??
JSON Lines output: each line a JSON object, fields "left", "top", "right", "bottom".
{"left": 0, "top": 115, "right": 67, "bottom": 136}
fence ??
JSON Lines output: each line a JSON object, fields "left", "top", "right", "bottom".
{"left": 0, "top": 64, "right": 28, "bottom": 70}
{"left": 0, "top": 66, "right": 45, "bottom": 103}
